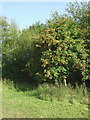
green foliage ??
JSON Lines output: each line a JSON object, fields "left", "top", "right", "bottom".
{"left": 1, "top": 17, "right": 21, "bottom": 79}
{"left": 32, "top": 15, "right": 89, "bottom": 84}
{"left": 1, "top": 2, "right": 89, "bottom": 85}
{"left": 1, "top": 17, "right": 31, "bottom": 80}
{"left": 1, "top": 17, "right": 45, "bottom": 82}
{"left": 65, "top": 1, "right": 90, "bottom": 50}
{"left": 1, "top": 3, "right": 89, "bottom": 118}
{"left": 24, "top": 23, "right": 47, "bottom": 81}
{"left": 65, "top": 2, "right": 89, "bottom": 29}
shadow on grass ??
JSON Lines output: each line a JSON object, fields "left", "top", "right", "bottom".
{"left": 3, "top": 78, "right": 38, "bottom": 92}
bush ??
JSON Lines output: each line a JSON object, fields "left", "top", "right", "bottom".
{"left": 32, "top": 16, "right": 89, "bottom": 85}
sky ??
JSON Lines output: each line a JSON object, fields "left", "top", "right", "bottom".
{"left": 1, "top": 2, "right": 68, "bottom": 30}
{"left": 0, "top": 0, "right": 89, "bottom": 30}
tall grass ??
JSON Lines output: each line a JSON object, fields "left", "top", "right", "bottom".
{"left": 33, "top": 83, "right": 88, "bottom": 104}
{"left": 2, "top": 79, "right": 89, "bottom": 118}
{"left": 2, "top": 79, "right": 88, "bottom": 105}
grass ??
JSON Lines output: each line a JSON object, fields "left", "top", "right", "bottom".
{"left": 2, "top": 79, "right": 89, "bottom": 118}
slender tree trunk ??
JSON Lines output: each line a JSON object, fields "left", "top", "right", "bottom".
{"left": 64, "top": 78, "right": 67, "bottom": 86}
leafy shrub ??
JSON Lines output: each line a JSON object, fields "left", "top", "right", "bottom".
{"left": 32, "top": 16, "right": 89, "bottom": 85}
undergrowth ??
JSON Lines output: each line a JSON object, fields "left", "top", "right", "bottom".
{"left": 2, "top": 79, "right": 89, "bottom": 105}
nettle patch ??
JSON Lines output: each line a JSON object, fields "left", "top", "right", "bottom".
{"left": 27, "top": 17, "right": 89, "bottom": 85}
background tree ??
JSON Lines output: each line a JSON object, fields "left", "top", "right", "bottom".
{"left": 1, "top": 17, "right": 21, "bottom": 80}
{"left": 65, "top": 2, "right": 90, "bottom": 85}
{"left": 65, "top": 2, "right": 89, "bottom": 29}
{"left": 1, "top": 17, "right": 46, "bottom": 83}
